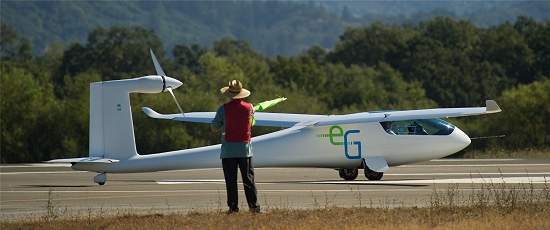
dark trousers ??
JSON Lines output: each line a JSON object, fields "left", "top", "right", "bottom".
{"left": 222, "top": 157, "right": 259, "bottom": 211}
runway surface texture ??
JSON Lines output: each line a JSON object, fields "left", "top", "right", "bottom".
{"left": 1, "top": 159, "right": 549, "bottom": 220}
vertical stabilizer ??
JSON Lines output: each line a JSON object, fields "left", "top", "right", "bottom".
{"left": 89, "top": 82, "right": 138, "bottom": 159}
{"left": 87, "top": 50, "right": 182, "bottom": 160}
{"left": 89, "top": 83, "right": 104, "bottom": 157}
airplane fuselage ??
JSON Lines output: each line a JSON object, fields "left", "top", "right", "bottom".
{"left": 73, "top": 121, "right": 471, "bottom": 173}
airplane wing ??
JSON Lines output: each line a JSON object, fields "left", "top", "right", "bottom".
{"left": 142, "top": 107, "right": 327, "bottom": 128}
{"left": 143, "top": 100, "right": 501, "bottom": 127}
{"left": 314, "top": 100, "right": 501, "bottom": 126}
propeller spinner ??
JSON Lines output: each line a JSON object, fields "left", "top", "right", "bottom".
{"left": 150, "top": 49, "right": 184, "bottom": 114}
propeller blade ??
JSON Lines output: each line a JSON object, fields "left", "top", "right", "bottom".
{"left": 150, "top": 48, "right": 166, "bottom": 76}
{"left": 150, "top": 48, "right": 184, "bottom": 114}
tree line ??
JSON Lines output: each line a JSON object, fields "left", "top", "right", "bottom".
{"left": 1, "top": 16, "right": 549, "bottom": 163}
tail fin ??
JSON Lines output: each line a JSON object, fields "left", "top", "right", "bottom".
{"left": 88, "top": 82, "right": 138, "bottom": 159}
{"left": 88, "top": 50, "right": 182, "bottom": 160}
{"left": 46, "top": 50, "right": 181, "bottom": 163}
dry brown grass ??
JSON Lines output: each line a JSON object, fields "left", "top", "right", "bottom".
{"left": 2, "top": 204, "right": 549, "bottom": 230}
{"left": 3, "top": 182, "right": 549, "bottom": 229}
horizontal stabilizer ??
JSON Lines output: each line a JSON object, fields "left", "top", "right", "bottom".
{"left": 46, "top": 157, "right": 119, "bottom": 164}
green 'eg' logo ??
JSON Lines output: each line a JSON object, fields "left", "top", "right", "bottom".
{"left": 317, "top": 125, "right": 363, "bottom": 159}
{"left": 316, "top": 125, "right": 345, "bottom": 145}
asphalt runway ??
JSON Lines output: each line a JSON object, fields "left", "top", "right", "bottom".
{"left": 1, "top": 159, "right": 549, "bottom": 220}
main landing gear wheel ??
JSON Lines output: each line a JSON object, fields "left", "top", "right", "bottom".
{"left": 338, "top": 168, "right": 359, "bottom": 181}
{"left": 364, "top": 167, "right": 383, "bottom": 181}
{"left": 94, "top": 173, "right": 107, "bottom": 185}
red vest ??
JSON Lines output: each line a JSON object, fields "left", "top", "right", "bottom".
{"left": 224, "top": 99, "right": 253, "bottom": 143}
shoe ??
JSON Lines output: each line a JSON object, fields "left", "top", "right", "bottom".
{"left": 249, "top": 207, "right": 261, "bottom": 214}
{"left": 227, "top": 208, "right": 239, "bottom": 214}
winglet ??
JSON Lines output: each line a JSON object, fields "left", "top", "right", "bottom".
{"left": 485, "top": 100, "right": 502, "bottom": 113}
{"left": 142, "top": 107, "right": 182, "bottom": 120}
{"left": 142, "top": 107, "right": 163, "bottom": 119}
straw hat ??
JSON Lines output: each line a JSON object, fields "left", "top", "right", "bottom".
{"left": 220, "top": 80, "right": 251, "bottom": 99}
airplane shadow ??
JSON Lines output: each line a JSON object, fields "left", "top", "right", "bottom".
{"left": 110, "top": 179, "right": 156, "bottom": 183}
{"left": 264, "top": 180, "right": 428, "bottom": 187}
{"left": 150, "top": 179, "right": 429, "bottom": 187}
{"left": 20, "top": 185, "right": 95, "bottom": 188}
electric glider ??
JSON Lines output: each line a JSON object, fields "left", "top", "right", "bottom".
{"left": 48, "top": 50, "right": 502, "bottom": 185}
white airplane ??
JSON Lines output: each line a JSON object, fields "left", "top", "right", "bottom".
{"left": 49, "top": 50, "right": 502, "bottom": 185}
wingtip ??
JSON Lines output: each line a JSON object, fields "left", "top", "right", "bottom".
{"left": 142, "top": 107, "right": 160, "bottom": 117}
{"left": 486, "top": 100, "right": 502, "bottom": 113}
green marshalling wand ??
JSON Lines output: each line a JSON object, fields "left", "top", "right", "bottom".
{"left": 251, "top": 97, "right": 287, "bottom": 126}
{"left": 253, "top": 97, "right": 287, "bottom": 112}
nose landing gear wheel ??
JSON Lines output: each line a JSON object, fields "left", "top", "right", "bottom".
{"left": 338, "top": 168, "right": 359, "bottom": 181}
{"left": 94, "top": 173, "right": 107, "bottom": 185}
{"left": 364, "top": 167, "right": 383, "bottom": 181}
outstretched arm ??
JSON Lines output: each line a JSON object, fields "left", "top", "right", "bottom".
{"left": 211, "top": 106, "right": 224, "bottom": 132}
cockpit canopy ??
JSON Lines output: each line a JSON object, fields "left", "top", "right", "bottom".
{"left": 380, "top": 119, "right": 455, "bottom": 135}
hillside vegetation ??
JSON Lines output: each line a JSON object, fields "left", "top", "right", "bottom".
{"left": 1, "top": 16, "right": 549, "bottom": 163}
{"left": 2, "top": 1, "right": 550, "bottom": 56}
{"left": 1, "top": 1, "right": 344, "bottom": 56}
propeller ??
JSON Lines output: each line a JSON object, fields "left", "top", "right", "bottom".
{"left": 150, "top": 49, "right": 166, "bottom": 77}
{"left": 149, "top": 49, "right": 185, "bottom": 115}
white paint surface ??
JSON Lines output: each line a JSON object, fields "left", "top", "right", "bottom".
{"left": 155, "top": 176, "right": 550, "bottom": 185}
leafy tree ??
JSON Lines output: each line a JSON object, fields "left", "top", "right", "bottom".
{"left": 0, "top": 64, "right": 56, "bottom": 162}
{"left": 60, "top": 26, "right": 164, "bottom": 82}
{"left": 0, "top": 23, "right": 32, "bottom": 61}
{"left": 484, "top": 79, "right": 550, "bottom": 149}
{"left": 322, "top": 63, "right": 434, "bottom": 112}
{"left": 421, "top": 17, "right": 479, "bottom": 51}
{"left": 213, "top": 38, "right": 260, "bottom": 58}
{"left": 329, "top": 23, "right": 414, "bottom": 68}
{"left": 270, "top": 55, "right": 329, "bottom": 95}
{"left": 301, "top": 45, "right": 328, "bottom": 64}
{"left": 173, "top": 43, "right": 206, "bottom": 73}
{"left": 514, "top": 17, "right": 550, "bottom": 79}
{"left": 396, "top": 18, "right": 508, "bottom": 107}
{"left": 54, "top": 72, "right": 101, "bottom": 158}
{"left": 480, "top": 23, "right": 535, "bottom": 84}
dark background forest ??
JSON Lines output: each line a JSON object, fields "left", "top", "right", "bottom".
{"left": 1, "top": 1, "right": 549, "bottom": 163}
{"left": 3, "top": 1, "right": 550, "bottom": 56}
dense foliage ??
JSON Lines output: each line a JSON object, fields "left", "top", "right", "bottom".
{"left": 1, "top": 17, "right": 549, "bottom": 163}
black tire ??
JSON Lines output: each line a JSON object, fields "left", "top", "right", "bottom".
{"left": 364, "top": 167, "right": 384, "bottom": 180}
{"left": 94, "top": 173, "right": 107, "bottom": 186}
{"left": 338, "top": 168, "right": 359, "bottom": 181}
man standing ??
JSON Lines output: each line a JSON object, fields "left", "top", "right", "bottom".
{"left": 212, "top": 80, "right": 260, "bottom": 214}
